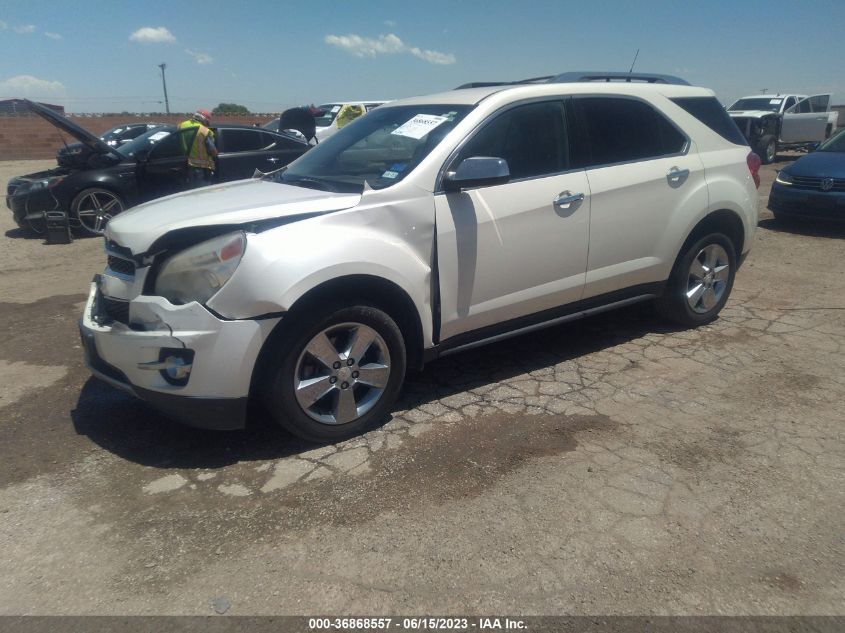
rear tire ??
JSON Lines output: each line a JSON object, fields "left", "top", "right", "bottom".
{"left": 656, "top": 233, "right": 737, "bottom": 327}
{"left": 264, "top": 302, "right": 406, "bottom": 443}
{"left": 757, "top": 135, "right": 777, "bottom": 165}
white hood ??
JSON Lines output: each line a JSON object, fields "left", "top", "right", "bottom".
{"left": 106, "top": 178, "right": 361, "bottom": 253}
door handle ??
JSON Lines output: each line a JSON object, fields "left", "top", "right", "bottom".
{"left": 553, "top": 191, "right": 584, "bottom": 207}
{"left": 666, "top": 167, "right": 689, "bottom": 184}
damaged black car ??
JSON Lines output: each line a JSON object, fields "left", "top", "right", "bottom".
{"left": 6, "top": 100, "right": 311, "bottom": 235}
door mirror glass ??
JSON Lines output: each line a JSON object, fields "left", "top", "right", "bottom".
{"left": 444, "top": 156, "right": 510, "bottom": 191}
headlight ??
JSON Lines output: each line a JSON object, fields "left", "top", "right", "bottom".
{"left": 155, "top": 232, "right": 246, "bottom": 305}
{"left": 28, "top": 176, "right": 66, "bottom": 192}
{"left": 775, "top": 171, "right": 793, "bottom": 186}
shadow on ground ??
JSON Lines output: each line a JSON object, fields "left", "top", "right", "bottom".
{"left": 759, "top": 217, "right": 845, "bottom": 239}
{"left": 70, "top": 303, "right": 686, "bottom": 471}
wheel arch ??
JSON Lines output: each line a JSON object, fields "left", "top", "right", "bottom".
{"left": 249, "top": 273, "right": 427, "bottom": 402}
{"left": 677, "top": 209, "right": 745, "bottom": 268}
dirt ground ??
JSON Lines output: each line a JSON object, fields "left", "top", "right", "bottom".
{"left": 0, "top": 156, "right": 842, "bottom": 616}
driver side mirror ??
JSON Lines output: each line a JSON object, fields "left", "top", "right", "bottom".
{"left": 443, "top": 157, "right": 510, "bottom": 192}
{"left": 134, "top": 147, "right": 150, "bottom": 162}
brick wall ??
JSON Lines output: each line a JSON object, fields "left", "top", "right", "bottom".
{"left": 0, "top": 114, "right": 275, "bottom": 160}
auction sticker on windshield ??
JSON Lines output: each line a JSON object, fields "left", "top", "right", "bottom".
{"left": 391, "top": 114, "right": 448, "bottom": 140}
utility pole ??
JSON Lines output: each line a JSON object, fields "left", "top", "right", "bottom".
{"left": 158, "top": 63, "right": 170, "bottom": 114}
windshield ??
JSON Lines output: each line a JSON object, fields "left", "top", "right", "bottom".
{"left": 729, "top": 98, "right": 783, "bottom": 112}
{"left": 116, "top": 127, "right": 174, "bottom": 158}
{"left": 100, "top": 126, "right": 126, "bottom": 141}
{"left": 818, "top": 128, "right": 845, "bottom": 152}
{"left": 315, "top": 104, "right": 342, "bottom": 128}
{"left": 277, "top": 104, "right": 473, "bottom": 193}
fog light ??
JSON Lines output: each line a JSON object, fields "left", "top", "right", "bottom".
{"left": 137, "top": 348, "right": 195, "bottom": 386}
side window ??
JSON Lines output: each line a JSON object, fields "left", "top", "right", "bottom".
{"left": 456, "top": 100, "right": 569, "bottom": 180}
{"left": 795, "top": 98, "right": 812, "bottom": 114}
{"left": 220, "top": 128, "right": 267, "bottom": 153}
{"left": 148, "top": 128, "right": 197, "bottom": 160}
{"left": 783, "top": 96, "right": 797, "bottom": 111}
{"left": 670, "top": 97, "right": 747, "bottom": 146}
{"left": 809, "top": 95, "right": 829, "bottom": 113}
{"left": 575, "top": 97, "right": 687, "bottom": 167}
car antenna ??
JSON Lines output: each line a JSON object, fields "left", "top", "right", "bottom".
{"left": 628, "top": 48, "right": 640, "bottom": 75}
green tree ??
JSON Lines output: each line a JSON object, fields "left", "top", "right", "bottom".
{"left": 212, "top": 103, "right": 250, "bottom": 115}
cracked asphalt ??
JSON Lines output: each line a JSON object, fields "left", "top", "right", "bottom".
{"left": 0, "top": 157, "right": 843, "bottom": 615}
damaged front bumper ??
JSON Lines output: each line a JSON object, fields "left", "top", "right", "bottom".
{"left": 79, "top": 276, "right": 281, "bottom": 430}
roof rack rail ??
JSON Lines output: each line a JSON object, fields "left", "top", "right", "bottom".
{"left": 454, "top": 82, "right": 511, "bottom": 89}
{"left": 550, "top": 71, "right": 690, "bottom": 86}
{"left": 454, "top": 71, "right": 690, "bottom": 91}
{"left": 454, "top": 75, "right": 555, "bottom": 90}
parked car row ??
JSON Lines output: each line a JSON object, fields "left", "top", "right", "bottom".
{"left": 78, "top": 71, "right": 762, "bottom": 442}
{"left": 6, "top": 101, "right": 311, "bottom": 235}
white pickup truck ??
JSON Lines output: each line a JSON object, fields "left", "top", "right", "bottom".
{"left": 727, "top": 93, "right": 839, "bottom": 164}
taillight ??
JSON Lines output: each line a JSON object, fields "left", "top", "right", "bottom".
{"left": 747, "top": 151, "right": 761, "bottom": 189}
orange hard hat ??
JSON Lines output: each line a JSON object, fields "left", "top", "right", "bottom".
{"left": 194, "top": 108, "right": 211, "bottom": 123}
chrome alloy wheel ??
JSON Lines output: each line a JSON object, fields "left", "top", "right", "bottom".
{"left": 293, "top": 322, "right": 391, "bottom": 425}
{"left": 686, "top": 243, "right": 730, "bottom": 314}
{"left": 75, "top": 190, "right": 124, "bottom": 234}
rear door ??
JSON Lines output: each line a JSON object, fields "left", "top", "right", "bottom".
{"left": 781, "top": 94, "right": 831, "bottom": 143}
{"left": 216, "top": 128, "right": 306, "bottom": 181}
{"left": 572, "top": 95, "right": 708, "bottom": 298}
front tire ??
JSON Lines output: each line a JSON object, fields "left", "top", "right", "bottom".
{"left": 757, "top": 135, "right": 777, "bottom": 165}
{"left": 71, "top": 188, "right": 125, "bottom": 236}
{"left": 656, "top": 233, "right": 737, "bottom": 326}
{"left": 265, "top": 303, "right": 406, "bottom": 443}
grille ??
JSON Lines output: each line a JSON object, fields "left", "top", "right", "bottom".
{"left": 107, "top": 254, "right": 136, "bottom": 276}
{"left": 790, "top": 176, "right": 845, "bottom": 192}
{"left": 102, "top": 297, "right": 130, "bottom": 325}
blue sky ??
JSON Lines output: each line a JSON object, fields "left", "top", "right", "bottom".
{"left": 0, "top": 0, "right": 842, "bottom": 113}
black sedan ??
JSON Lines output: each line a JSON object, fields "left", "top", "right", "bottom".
{"left": 768, "top": 128, "right": 845, "bottom": 222}
{"left": 6, "top": 100, "right": 311, "bottom": 235}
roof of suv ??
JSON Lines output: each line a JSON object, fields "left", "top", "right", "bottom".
{"left": 394, "top": 82, "right": 714, "bottom": 107}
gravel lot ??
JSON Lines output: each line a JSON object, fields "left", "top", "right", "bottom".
{"left": 0, "top": 156, "right": 843, "bottom": 615}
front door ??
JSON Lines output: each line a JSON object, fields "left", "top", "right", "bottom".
{"left": 782, "top": 94, "right": 832, "bottom": 143}
{"left": 139, "top": 127, "right": 197, "bottom": 200}
{"left": 435, "top": 99, "right": 590, "bottom": 341}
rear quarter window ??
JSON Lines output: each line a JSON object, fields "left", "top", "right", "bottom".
{"left": 671, "top": 97, "right": 747, "bottom": 146}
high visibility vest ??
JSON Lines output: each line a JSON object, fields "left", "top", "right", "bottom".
{"left": 335, "top": 104, "right": 364, "bottom": 130}
{"left": 178, "top": 119, "right": 215, "bottom": 170}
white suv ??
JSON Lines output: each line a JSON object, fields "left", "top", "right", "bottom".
{"left": 80, "top": 72, "right": 760, "bottom": 442}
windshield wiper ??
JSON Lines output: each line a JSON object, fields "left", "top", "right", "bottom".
{"left": 284, "top": 176, "right": 338, "bottom": 192}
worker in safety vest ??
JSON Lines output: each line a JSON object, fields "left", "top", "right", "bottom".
{"left": 177, "top": 108, "right": 218, "bottom": 188}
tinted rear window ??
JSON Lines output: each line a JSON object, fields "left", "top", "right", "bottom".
{"left": 671, "top": 97, "right": 747, "bottom": 146}
{"left": 574, "top": 97, "right": 687, "bottom": 167}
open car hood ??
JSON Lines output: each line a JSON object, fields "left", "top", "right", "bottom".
{"left": 728, "top": 110, "right": 777, "bottom": 119}
{"left": 105, "top": 178, "right": 361, "bottom": 254}
{"left": 24, "top": 99, "right": 121, "bottom": 159}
